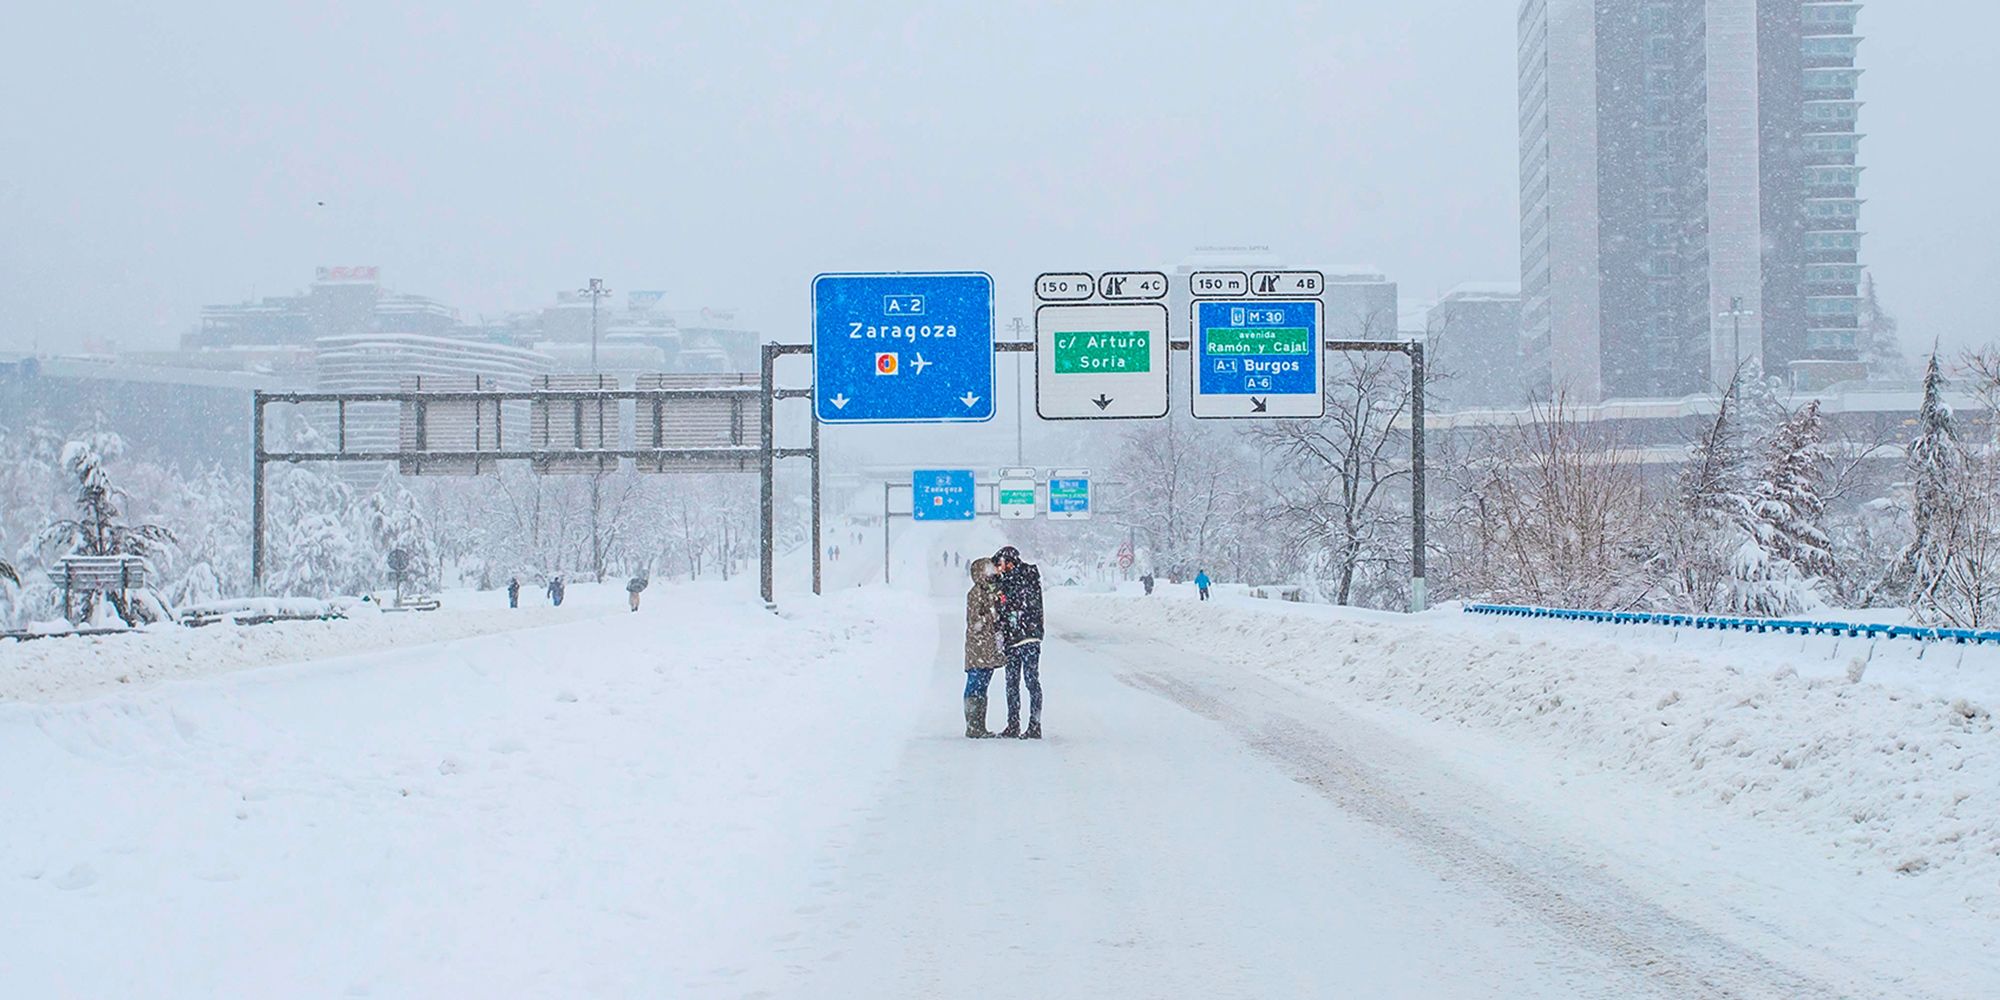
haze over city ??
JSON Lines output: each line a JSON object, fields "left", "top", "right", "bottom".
{"left": 3, "top": 1, "right": 1993, "bottom": 356}
{"left": 13, "top": 5, "right": 2000, "bottom": 996}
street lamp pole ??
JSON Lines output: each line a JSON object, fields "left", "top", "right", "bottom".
{"left": 1008, "top": 316, "right": 1027, "bottom": 465}
{"left": 579, "top": 277, "right": 612, "bottom": 581}
{"left": 1719, "top": 295, "right": 1755, "bottom": 387}
{"left": 581, "top": 277, "right": 610, "bottom": 373}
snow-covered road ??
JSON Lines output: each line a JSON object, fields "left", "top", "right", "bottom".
{"left": 4, "top": 563, "right": 1992, "bottom": 997}
{"left": 784, "top": 594, "right": 1954, "bottom": 999}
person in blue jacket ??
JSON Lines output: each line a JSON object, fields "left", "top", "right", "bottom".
{"left": 1195, "top": 570, "right": 1211, "bottom": 601}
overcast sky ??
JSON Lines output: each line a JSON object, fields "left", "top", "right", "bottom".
{"left": 1, "top": 1, "right": 1991, "bottom": 358}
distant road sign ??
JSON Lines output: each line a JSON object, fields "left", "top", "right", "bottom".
{"left": 997, "top": 470, "right": 1037, "bottom": 520}
{"left": 1034, "top": 272, "right": 1094, "bottom": 301}
{"left": 1189, "top": 271, "right": 1249, "bottom": 297}
{"left": 814, "top": 273, "right": 995, "bottom": 424}
{"left": 1250, "top": 271, "right": 1325, "bottom": 297}
{"left": 1190, "top": 299, "right": 1325, "bottom": 419}
{"left": 912, "top": 469, "right": 976, "bottom": 521}
{"left": 1117, "top": 539, "right": 1135, "bottom": 570}
{"left": 1035, "top": 303, "right": 1169, "bottom": 420}
{"left": 1047, "top": 468, "right": 1091, "bottom": 520}
{"left": 1096, "top": 271, "right": 1168, "bottom": 300}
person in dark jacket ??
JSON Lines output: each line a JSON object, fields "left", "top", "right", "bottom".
{"left": 962, "top": 558, "right": 1005, "bottom": 738}
{"left": 547, "top": 576, "right": 565, "bottom": 607}
{"left": 506, "top": 577, "right": 520, "bottom": 608}
{"left": 992, "top": 545, "right": 1045, "bottom": 739}
{"left": 626, "top": 575, "right": 648, "bottom": 612}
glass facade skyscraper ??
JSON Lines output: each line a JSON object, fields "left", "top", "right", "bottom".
{"left": 1519, "top": 0, "right": 1867, "bottom": 402}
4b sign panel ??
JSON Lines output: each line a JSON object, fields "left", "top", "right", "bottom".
{"left": 1034, "top": 303, "right": 1170, "bottom": 419}
{"left": 1189, "top": 299, "right": 1325, "bottom": 419}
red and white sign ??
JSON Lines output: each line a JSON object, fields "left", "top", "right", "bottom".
{"left": 316, "top": 265, "right": 380, "bottom": 282}
{"left": 1117, "top": 540, "right": 1135, "bottom": 570}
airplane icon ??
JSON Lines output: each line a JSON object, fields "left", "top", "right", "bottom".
{"left": 910, "top": 353, "right": 932, "bottom": 375}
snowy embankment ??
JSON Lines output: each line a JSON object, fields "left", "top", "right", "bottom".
{"left": 0, "top": 582, "right": 639, "bottom": 702}
{"left": 1065, "top": 587, "right": 2000, "bottom": 900}
{"left": 0, "top": 583, "right": 934, "bottom": 997}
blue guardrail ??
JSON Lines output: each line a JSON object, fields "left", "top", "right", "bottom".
{"left": 1462, "top": 604, "right": 2000, "bottom": 645}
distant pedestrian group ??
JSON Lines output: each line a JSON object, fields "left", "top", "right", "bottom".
{"left": 962, "top": 545, "right": 1045, "bottom": 740}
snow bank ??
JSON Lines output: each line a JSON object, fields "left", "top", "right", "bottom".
{"left": 1065, "top": 590, "right": 2000, "bottom": 898}
{"left": 0, "top": 585, "right": 936, "bottom": 996}
{"left": 0, "top": 584, "right": 643, "bottom": 703}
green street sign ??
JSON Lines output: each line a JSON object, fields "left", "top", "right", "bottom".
{"left": 1053, "top": 331, "right": 1151, "bottom": 373}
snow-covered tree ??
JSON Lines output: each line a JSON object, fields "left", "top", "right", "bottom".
{"left": 1857, "top": 272, "right": 1908, "bottom": 379}
{"left": 1251, "top": 350, "right": 1414, "bottom": 606}
{"left": 33, "top": 430, "right": 176, "bottom": 623}
{"left": 1870, "top": 353, "right": 1962, "bottom": 617}
{"left": 1658, "top": 374, "right": 1803, "bottom": 614}
{"left": 1456, "top": 392, "right": 1656, "bottom": 608}
{"left": 1751, "top": 401, "right": 1837, "bottom": 604}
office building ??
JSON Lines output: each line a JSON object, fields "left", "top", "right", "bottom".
{"left": 1518, "top": 0, "right": 1868, "bottom": 402}
{"left": 1428, "top": 283, "right": 1526, "bottom": 410}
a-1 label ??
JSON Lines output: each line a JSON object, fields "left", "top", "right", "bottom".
{"left": 1189, "top": 271, "right": 1249, "bottom": 297}
{"left": 1035, "top": 272, "right": 1094, "bottom": 301}
{"left": 1096, "top": 272, "right": 1167, "bottom": 300}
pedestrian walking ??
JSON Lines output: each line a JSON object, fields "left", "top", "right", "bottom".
{"left": 1140, "top": 572, "right": 1155, "bottom": 596}
{"left": 626, "top": 575, "right": 648, "bottom": 612}
{"left": 506, "top": 577, "right": 520, "bottom": 608}
{"left": 1195, "top": 569, "right": 1211, "bottom": 601}
{"left": 547, "top": 575, "right": 565, "bottom": 607}
{"left": 961, "top": 557, "right": 1004, "bottom": 738}
{"left": 992, "top": 545, "right": 1044, "bottom": 739}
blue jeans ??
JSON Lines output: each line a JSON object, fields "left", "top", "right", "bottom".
{"left": 964, "top": 668, "right": 994, "bottom": 698}
{"left": 1004, "top": 643, "right": 1042, "bottom": 727}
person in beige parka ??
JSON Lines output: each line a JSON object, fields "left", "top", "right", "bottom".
{"left": 962, "top": 557, "right": 1005, "bottom": 738}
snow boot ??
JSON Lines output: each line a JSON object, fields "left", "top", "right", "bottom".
{"left": 964, "top": 696, "right": 993, "bottom": 739}
{"left": 997, "top": 721, "right": 1020, "bottom": 739}
{"left": 1022, "top": 721, "right": 1042, "bottom": 740}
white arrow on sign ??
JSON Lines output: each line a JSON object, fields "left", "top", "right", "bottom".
{"left": 829, "top": 393, "right": 850, "bottom": 409}
{"left": 959, "top": 392, "right": 981, "bottom": 408}
{"left": 911, "top": 353, "right": 932, "bottom": 375}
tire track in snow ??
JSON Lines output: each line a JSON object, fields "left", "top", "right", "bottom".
{"left": 1081, "top": 636, "right": 1893, "bottom": 999}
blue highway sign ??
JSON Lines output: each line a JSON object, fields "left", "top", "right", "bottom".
{"left": 814, "top": 272, "right": 995, "bottom": 423}
{"left": 1190, "top": 298, "right": 1325, "bottom": 418}
{"left": 912, "top": 469, "right": 976, "bottom": 521}
{"left": 1047, "top": 468, "right": 1091, "bottom": 520}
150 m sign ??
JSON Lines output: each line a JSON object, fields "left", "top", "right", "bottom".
{"left": 1035, "top": 303, "right": 1169, "bottom": 420}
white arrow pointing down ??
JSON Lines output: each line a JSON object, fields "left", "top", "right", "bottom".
{"left": 828, "top": 393, "right": 850, "bottom": 409}
{"left": 959, "top": 392, "right": 981, "bottom": 408}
